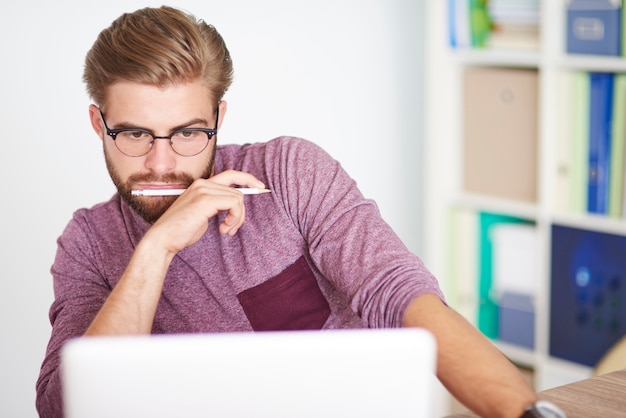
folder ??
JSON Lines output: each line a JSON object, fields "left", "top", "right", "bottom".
{"left": 566, "top": 0, "right": 622, "bottom": 56}
{"left": 556, "top": 71, "right": 590, "bottom": 214}
{"left": 571, "top": 72, "right": 591, "bottom": 213}
{"left": 555, "top": 72, "right": 576, "bottom": 212}
{"left": 462, "top": 67, "right": 539, "bottom": 202}
{"left": 587, "top": 72, "right": 614, "bottom": 214}
{"left": 469, "top": 0, "right": 492, "bottom": 48}
{"left": 449, "top": 0, "right": 471, "bottom": 48}
{"left": 609, "top": 73, "right": 626, "bottom": 217}
{"left": 447, "top": 208, "right": 478, "bottom": 324}
{"left": 449, "top": 0, "right": 490, "bottom": 49}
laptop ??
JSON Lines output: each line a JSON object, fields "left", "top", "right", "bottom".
{"left": 61, "top": 328, "right": 437, "bottom": 418}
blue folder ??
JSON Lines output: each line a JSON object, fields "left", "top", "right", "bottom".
{"left": 587, "top": 72, "right": 614, "bottom": 214}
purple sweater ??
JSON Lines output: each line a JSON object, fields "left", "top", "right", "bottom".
{"left": 36, "top": 137, "right": 443, "bottom": 417}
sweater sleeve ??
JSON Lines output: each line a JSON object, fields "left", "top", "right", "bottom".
{"left": 36, "top": 211, "right": 114, "bottom": 418}
{"left": 265, "top": 137, "right": 445, "bottom": 328}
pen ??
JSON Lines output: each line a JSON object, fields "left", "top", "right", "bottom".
{"left": 131, "top": 188, "right": 272, "bottom": 196}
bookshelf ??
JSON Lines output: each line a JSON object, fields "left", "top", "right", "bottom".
{"left": 424, "top": 0, "right": 626, "bottom": 392}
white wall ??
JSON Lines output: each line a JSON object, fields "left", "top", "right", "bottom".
{"left": 0, "top": 1, "right": 425, "bottom": 416}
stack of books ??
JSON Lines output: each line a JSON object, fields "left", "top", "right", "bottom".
{"left": 449, "top": 0, "right": 540, "bottom": 51}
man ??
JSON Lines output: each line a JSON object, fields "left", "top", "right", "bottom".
{"left": 36, "top": 6, "right": 555, "bottom": 418}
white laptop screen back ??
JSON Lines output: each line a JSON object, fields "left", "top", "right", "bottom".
{"left": 61, "top": 328, "right": 437, "bottom": 418}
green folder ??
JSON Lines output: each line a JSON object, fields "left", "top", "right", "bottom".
{"left": 571, "top": 72, "right": 590, "bottom": 214}
{"left": 447, "top": 208, "right": 478, "bottom": 324}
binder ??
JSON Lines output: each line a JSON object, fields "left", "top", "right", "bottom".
{"left": 571, "top": 72, "right": 591, "bottom": 213}
{"left": 556, "top": 71, "right": 591, "bottom": 213}
{"left": 555, "top": 72, "right": 577, "bottom": 212}
{"left": 609, "top": 73, "right": 626, "bottom": 217}
{"left": 469, "top": 0, "right": 492, "bottom": 48}
{"left": 447, "top": 208, "right": 478, "bottom": 324}
{"left": 463, "top": 67, "right": 539, "bottom": 202}
{"left": 449, "top": 0, "right": 471, "bottom": 48}
{"left": 449, "top": 0, "right": 491, "bottom": 49}
{"left": 566, "top": 0, "right": 622, "bottom": 56}
{"left": 587, "top": 72, "right": 614, "bottom": 214}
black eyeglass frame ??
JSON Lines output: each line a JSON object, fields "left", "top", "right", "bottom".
{"left": 98, "top": 107, "right": 219, "bottom": 157}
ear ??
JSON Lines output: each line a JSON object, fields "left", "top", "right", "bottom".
{"left": 88, "top": 104, "right": 105, "bottom": 139}
{"left": 217, "top": 100, "right": 227, "bottom": 130}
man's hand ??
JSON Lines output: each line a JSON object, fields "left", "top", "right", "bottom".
{"left": 147, "top": 170, "right": 266, "bottom": 255}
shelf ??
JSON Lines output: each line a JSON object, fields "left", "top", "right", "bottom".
{"left": 549, "top": 211, "right": 626, "bottom": 235}
{"left": 455, "top": 50, "right": 626, "bottom": 72}
{"left": 558, "top": 54, "right": 626, "bottom": 73}
{"left": 451, "top": 194, "right": 539, "bottom": 221}
{"left": 454, "top": 48, "right": 541, "bottom": 68}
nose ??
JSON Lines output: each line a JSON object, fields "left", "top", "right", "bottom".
{"left": 144, "top": 138, "right": 177, "bottom": 173}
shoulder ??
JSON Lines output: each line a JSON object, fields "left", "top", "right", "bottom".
{"left": 269, "top": 136, "right": 332, "bottom": 156}
{"left": 70, "top": 195, "right": 122, "bottom": 225}
{"left": 61, "top": 195, "right": 131, "bottom": 244}
{"left": 216, "top": 136, "right": 329, "bottom": 157}
{"left": 262, "top": 137, "right": 337, "bottom": 170}
{"left": 215, "top": 136, "right": 337, "bottom": 174}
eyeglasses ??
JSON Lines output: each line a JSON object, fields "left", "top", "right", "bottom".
{"left": 98, "top": 107, "right": 219, "bottom": 157}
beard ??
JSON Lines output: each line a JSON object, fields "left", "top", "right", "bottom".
{"left": 104, "top": 143, "right": 216, "bottom": 224}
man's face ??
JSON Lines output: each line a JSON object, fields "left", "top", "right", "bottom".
{"left": 89, "top": 80, "right": 223, "bottom": 223}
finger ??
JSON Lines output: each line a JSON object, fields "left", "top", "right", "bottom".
{"left": 172, "top": 176, "right": 251, "bottom": 236}
{"left": 209, "top": 170, "right": 266, "bottom": 189}
{"left": 162, "top": 185, "right": 246, "bottom": 237}
{"left": 207, "top": 190, "right": 246, "bottom": 235}
{"left": 219, "top": 203, "right": 245, "bottom": 236}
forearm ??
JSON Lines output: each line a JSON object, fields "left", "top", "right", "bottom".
{"left": 84, "top": 237, "right": 175, "bottom": 336}
{"left": 403, "top": 294, "right": 536, "bottom": 418}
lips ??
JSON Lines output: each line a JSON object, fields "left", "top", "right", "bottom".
{"left": 136, "top": 183, "right": 187, "bottom": 190}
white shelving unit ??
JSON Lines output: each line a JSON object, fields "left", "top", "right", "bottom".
{"left": 424, "top": 0, "right": 626, "bottom": 392}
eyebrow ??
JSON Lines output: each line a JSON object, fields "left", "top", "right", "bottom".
{"left": 111, "top": 118, "right": 211, "bottom": 132}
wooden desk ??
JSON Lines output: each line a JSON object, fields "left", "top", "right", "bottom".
{"left": 538, "top": 368, "right": 626, "bottom": 418}
{"left": 446, "top": 369, "right": 626, "bottom": 417}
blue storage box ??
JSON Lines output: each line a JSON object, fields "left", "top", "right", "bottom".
{"left": 499, "top": 291, "right": 535, "bottom": 349}
{"left": 550, "top": 225, "right": 626, "bottom": 366}
{"left": 566, "top": 0, "right": 622, "bottom": 56}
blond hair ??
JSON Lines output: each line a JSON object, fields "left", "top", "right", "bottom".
{"left": 83, "top": 6, "right": 233, "bottom": 108}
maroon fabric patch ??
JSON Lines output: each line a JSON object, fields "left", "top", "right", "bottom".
{"left": 237, "top": 256, "right": 331, "bottom": 331}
